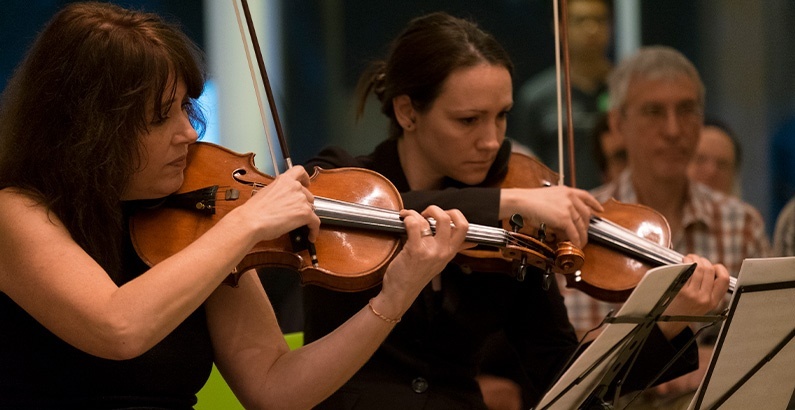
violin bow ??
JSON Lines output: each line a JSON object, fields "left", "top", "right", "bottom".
{"left": 232, "top": 0, "right": 319, "bottom": 266}
{"left": 552, "top": 0, "right": 578, "bottom": 188}
{"left": 232, "top": 0, "right": 292, "bottom": 174}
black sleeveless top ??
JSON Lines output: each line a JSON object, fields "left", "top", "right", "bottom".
{"left": 0, "top": 206, "right": 214, "bottom": 409}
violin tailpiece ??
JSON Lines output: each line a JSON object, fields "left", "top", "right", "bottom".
{"left": 162, "top": 185, "right": 220, "bottom": 214}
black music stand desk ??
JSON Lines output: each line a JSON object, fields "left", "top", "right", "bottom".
{"left": 535, "top": 263, "right": 696, "bottom": 410}
{"left": 688, "top": 257, "right": 795, "bottom": 410}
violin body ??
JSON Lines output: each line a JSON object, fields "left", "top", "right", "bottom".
{"left": 575, "top": 199, "right": 672, "bottom": 302}
{"left": 130, "top": 142, "right": 402, "bottom": 291}
{"left": 501, "top": 151, "right": 560, "bottom": 190}
{"left": 500, "top": 151, "right": 678, "bottom": 303}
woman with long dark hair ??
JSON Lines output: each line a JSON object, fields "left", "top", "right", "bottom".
{"left": 0, "top": 3, "right": 469, "bottom": 408}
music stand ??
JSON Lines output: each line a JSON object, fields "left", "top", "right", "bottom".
{"left": 688, "top": 257, "right": 795, "bottom": 410}
{"left": 534, "top": 263, "right": 696, "bottom": 410}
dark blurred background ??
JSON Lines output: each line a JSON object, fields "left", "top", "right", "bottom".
{"left": 4, "top": 0, "right": 794, "bottom": 232}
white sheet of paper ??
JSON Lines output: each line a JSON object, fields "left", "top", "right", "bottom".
{"left": 688, "top": 257, "right": 795, "bottom": 410}
{"left": 535, "top": 263, "right": 694, "bottom": 410}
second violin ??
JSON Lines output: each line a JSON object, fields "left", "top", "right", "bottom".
{"left": 494, "top": 151, "right": 738, "bottom": 303}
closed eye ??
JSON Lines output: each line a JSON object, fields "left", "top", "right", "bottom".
{"left": 459, "top": 116, "right": 477, "bottom": 125}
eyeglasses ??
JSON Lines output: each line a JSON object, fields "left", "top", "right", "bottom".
{"left": 627, "top": 101, "right": 703, "bottom": 126}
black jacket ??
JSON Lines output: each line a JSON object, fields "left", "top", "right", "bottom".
{"left": 301, "top": 139, "right": 697, "bottom": 409}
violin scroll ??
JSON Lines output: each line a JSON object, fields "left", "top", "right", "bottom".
{"left": 554, "top": 241, "right": 585, "bottom": 274}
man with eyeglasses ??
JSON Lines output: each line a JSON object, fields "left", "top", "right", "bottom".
{"left": 565, "top": 45, "right": 770, "bottom": 409}
{"left": 593, "top": 46, "right": 767, "bottom": 276}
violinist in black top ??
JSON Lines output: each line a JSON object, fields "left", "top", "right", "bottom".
{"left": 302, "top": 12, "right": 730, "bottom": 409}
{"left": 0, "top": 3, "right": 470, "bottom": 408}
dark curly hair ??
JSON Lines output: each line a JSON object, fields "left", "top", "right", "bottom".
{"left": 0, "top": 2, "right": 206, "bottom": 278}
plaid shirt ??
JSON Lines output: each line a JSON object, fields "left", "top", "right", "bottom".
{"left": 560, "top": 170, "right": 770, "bottom": 333}
{"left": 773, "top": 197, "right": 795, "bottom": 256}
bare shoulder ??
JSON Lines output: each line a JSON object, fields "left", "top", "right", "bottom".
{"left": 0, "top": 187, "right": 69, "bottom": 288}
{"left": 0, "top": 188, "right": 55, "bottom": 228}
{"left": 0, "top": 187, "right": 47, "bottom": 212}
{"left": 0, "top": 188, "right": 67, "bottom": 239}
{"left": 0, "top": 186, "right": 31, "bottom": 201}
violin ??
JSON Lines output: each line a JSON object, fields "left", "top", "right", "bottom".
{"left": 580, "top": 198, "right": 739, "bottom": 302}
{"left": 502, "top": 151, "right": 738, "bottom": 302}
{"left": 525, "top": 0, "right": 737, "bottom": 302}
{"left": 129, "top": 142, "right": 585, "bottom": 292}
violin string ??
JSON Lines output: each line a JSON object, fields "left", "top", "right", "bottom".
{"left": 589, "top": 217, "right": 737, "bottom": 292}
{"left": 234, "top": 186, "right": 543, "bottom": 252}
{"left": 310, "top": 194, "right": 738, "bottom": 290}
{"left": 237, "top": 179, "right": 520, "bottom": 246}
{"left": 589, "top": 217, "right": 681, "bottom": 266}
{"left": 312, "top": 197, "right": 512, "bottom": 247}
{"left": 312, "top": 197, "right": 557, "bottom": 254}
{"left": 239, "top": 180, "right": 491, "bottom": 240}
{"left": 236, "top": 183, "right": 561, "bottom": 260}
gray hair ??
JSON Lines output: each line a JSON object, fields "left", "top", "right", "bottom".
{"left": 608, "top": 45, "right": 705, "bottom": 111}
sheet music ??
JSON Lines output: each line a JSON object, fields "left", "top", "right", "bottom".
{"left": 689, "top": 257, "right": 795, "bottom": 410}
{"left": 535, "top": 263, "right": 693, "bottom": 410}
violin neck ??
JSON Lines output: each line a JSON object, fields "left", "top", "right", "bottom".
{"left": 588, "top": 216, "right": 737, "bottom": 293}
{"left": 588, "top": 216, "right": 682, "bottom": 266}
{"left": 313, "top": 197, "right": 509, "bottom": 247}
